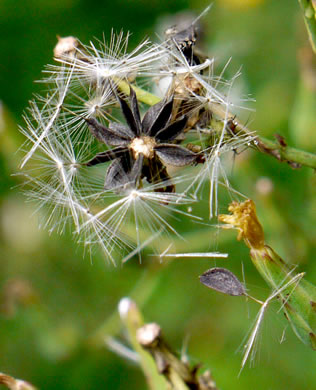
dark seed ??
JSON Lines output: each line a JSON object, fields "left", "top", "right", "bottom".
{"left": 199, "top": 267, "right": 245, "bottom": 296}
{"left": 154, "top": 144, "right": 197, "bottom": 167}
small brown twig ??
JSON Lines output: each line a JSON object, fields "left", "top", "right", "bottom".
{"left": 136, "top": 323, "right": 218, "bottom": 390}
{"left": 0, "top": 373, "right": 36, "bottom": 390}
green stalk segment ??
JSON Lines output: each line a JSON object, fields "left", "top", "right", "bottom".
{"left": 219, "top": 199, "right": 316, "bottom": 350}
{"left": 251, "top": 245, "right": 316, "bottom": 350}
{"left": 118, "top": 298, "right": 167, "bottom": 390}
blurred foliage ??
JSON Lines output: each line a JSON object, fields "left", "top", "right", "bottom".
{"left": 0, "top": 0, "right": 316, "bottom": 389}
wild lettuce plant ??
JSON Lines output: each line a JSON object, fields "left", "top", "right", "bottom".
{"left": 18, "top": 7, "right": 316, "bottom": 378}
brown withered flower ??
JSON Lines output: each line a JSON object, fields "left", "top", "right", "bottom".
{"left": 85, "top": 87, "right": 200, "bottom": 192}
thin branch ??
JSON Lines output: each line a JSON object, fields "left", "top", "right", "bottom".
{"left": 219, "top": 199, "right": 316, "bottom": 351}
{"left": 115, "top": 78, "right": 161, "bottom": 106}
{"left": 124, "top": 82, "right": 316, "bottom": 170}
{"left": 118, "top": 298, "right": 167, "bottom": 390}
{"left": 136, "top": 322, "right": 218, "bottom": 390}
{"left": 255, "top": 135, "right": 316, "bottom": 169}
{"left": 202, "top": 103, "right": 316, "bottom": 169}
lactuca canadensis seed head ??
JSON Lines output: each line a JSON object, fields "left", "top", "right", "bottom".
{"left": 85, "top": 86, "right": 199, "bottom": 192}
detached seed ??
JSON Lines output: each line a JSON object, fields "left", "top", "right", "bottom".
{"left": 199, "top": 267, "right": 245, "bottom": 296}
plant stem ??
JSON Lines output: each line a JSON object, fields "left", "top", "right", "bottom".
{"left": 209, "top": 104, "right": 316, "bottom": 170}
{"left": 118, "top": 82, "right": 316, "bottom": 170}
{"left": 119, "top": 299, "right": 167, "bottom": 390}
{"left": 255, "top": 135, "right": 316, "bottom": 168}
{"left": 136, "top": 322, "right": 218, "bottom": 389}
{"left": 219, "top": 199, "right": 316, "bottom": 350}
{"left": 298, "top": 0, "right": 316, "bottom": 53}
{"left": 116, "top": 79, "right": 161, "bottom": 106}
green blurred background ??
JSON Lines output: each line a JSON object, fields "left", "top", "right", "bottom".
{"left": 0, "top": 0, "right": 316, "bottom": 389}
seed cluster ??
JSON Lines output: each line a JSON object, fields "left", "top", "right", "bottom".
{"left": 85, "top": 87, "right": 199, "bottom": 192}
{"left": 20, "top": 11, "right": 254, "bottom": 262}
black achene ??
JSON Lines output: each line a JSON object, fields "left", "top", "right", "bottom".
{"left": 85, "top": 87, "right": 200, "bottom": 192}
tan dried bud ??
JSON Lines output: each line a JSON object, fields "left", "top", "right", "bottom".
{"left": 54, "top": 36, "right": 80, "bottom": 59}
{"left": 219, "top": 199, "right": 265, "bottom": 249}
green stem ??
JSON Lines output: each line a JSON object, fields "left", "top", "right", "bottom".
{"left": 219, "top": 199, "right": 316, "bottom": 350}
{"left": 298, "top": 0, "right": 316, "bottom": 53}
{"left": 119, "top": 300, "right": 167, "bottom": 390}
{"left": 116, "top": 79, "right": 161, "bottom": 106}
{"left": 118, "top": 81, "right": 316, "bottom": 169}
{"left": 256, "top": 136, "right": 316, "bottom": 169}
{"left": 250, "top": 245, "right": 316, "bottom": 350}
{"left": 137, "top": 322, "right": 219, "bottom": 389}
{"left": 210, "top": 104, "right": 316, "bottom": 170}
